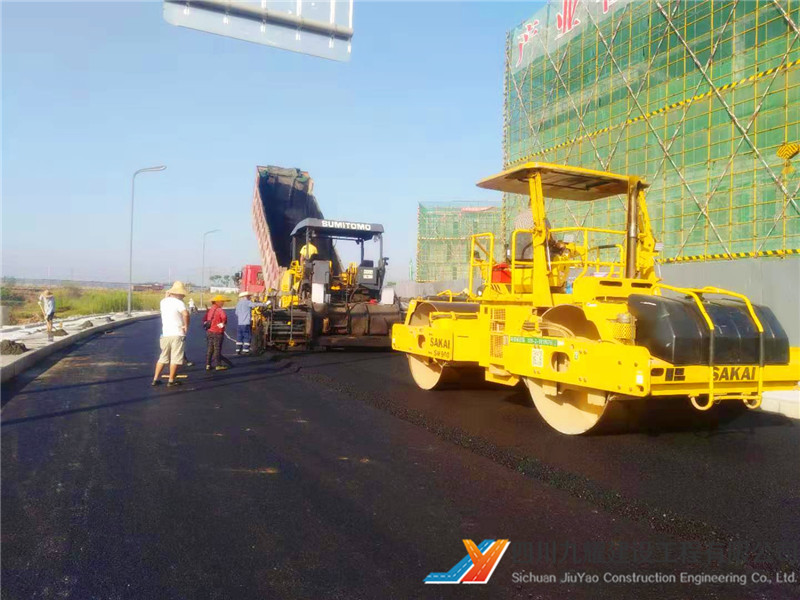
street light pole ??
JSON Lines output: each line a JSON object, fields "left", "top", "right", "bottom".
{"left": 128, "top": 165, "right": 166, "bottom": 315}
{"left": 201, "top": 229, "right": 221, "bottom": 308}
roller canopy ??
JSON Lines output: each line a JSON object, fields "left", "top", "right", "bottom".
{"left": 477, "top": 162, "right": 648, "bottom": 201}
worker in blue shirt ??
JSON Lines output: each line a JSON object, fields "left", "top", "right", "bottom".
{"left": 234, "top": 291, "right": 268, "bottom": 354}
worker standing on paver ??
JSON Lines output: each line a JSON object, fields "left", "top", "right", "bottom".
{"left": 299, "top": 238, "right": 318, "bottom": 263}
{"left": 152, "top": 281, "right": 190, "bottom": 387}
{"left": 234, "top": 291, "right": 267, "bottom": 355}
{"left": 204, "top": 295, "right": 232, "bottom": 371}
{"left": 38, "top": 290, "right": 56, "bottom": 341}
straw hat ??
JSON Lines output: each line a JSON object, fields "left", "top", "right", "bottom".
{"left": 166, "top": 281, "right": 189, "bottom": 296}
{"left": 42, "top": 289, "right": 53, "bottom": 297}
{"left": 238, "top": 291, "right": 252, "bottom": 298}
{"left": 210, "top": 294, "right": 229, "bottom": 303}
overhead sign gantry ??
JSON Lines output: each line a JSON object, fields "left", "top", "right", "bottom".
{"left": 163, "top": 0, "right": 354, "bottom": 62}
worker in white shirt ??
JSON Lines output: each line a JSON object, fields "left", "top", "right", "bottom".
{"left": 152, "top": 281, "right": 190, "bottom": 387}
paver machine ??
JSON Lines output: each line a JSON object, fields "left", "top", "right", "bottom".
{"left": 392, "top": 163, "right": 800, "bottom": 435}
{"left": 256, "top": 218, "right": 403, "bottom": 350}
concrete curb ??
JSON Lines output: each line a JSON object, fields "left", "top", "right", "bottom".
{"left": 2, "top": 314, "right": 107, "bottom": 334}
{"left": 760, "top": 390, "right": 800, "bottom": 420}
{"left": 0, "top": 313, "right": 158, "bottom": 384}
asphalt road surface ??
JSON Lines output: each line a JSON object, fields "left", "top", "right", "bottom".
{"left": 3, "top": 314, "right": 799, "bottom": 599}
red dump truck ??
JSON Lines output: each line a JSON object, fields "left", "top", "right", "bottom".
{"left": 237, "top": 264, "right": 265, "bottom": 295}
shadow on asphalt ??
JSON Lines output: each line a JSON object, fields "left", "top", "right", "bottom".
{"left": 0, "top": 359, "right": 301, "bottom": 427}
{"left": 257, "top": 352, "right": 796, "bottom": 438}
{"left": 1, "top": 335, "right": 104, "bottom": 408}
{"left": 496, "top": 385, "right": 795, "bottom": 436}
{"left": 6, "top": 373, "right": 152, "bottom": 396}
{"left": 0, "top": 352, "right": 398, "bottom": 427}
{"left": 4, "top": 343, "right": 794, "bottom": 440}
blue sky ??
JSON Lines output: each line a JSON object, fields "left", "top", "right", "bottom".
{"left": 2, "top": 1, "right": 539, "bottom": 283}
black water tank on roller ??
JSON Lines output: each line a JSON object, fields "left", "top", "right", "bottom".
{"left": 628, "top": 294, "right": 789, "bottom": 365}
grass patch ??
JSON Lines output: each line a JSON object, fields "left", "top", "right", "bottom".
{"left": 2, "top": 287, "right": 179, "bottom": 325}
{"left": 1, "top": 286, "right": 241, "bottom": 325}
{"left": 58, "top": 289, "right": 165, "bottom": 316}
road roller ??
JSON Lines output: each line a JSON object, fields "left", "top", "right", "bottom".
{"left": 392, "top": 163, "right": 800, "bottom": 435}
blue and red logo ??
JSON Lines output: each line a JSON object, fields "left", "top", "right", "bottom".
{"left": 425, "top": 539, "right": 510, "bottom": 584}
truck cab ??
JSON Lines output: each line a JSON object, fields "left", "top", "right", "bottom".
{"left": 234, "top": 264, "right": 266, "bottom": 295}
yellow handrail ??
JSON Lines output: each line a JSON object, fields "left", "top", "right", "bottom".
{"left": 700, "top": 287, "right": 764, "bottom": 333}
{"left": 519, "top": 226, "right": 628, "bottom": 284}
{"left": 652, "top": 283, "right": 716, "bottom": 408}
{"left": 510, "top": 229, "right": 528, "bottom": 295}
{"left": 550, "top": 226, "right": 626, "bottom": 236}
{"left": 700, "top": 286, "right": 764, "bottom": 407}
{"left": 550, "top": 259, "right": 623, "bottom": 268}
{"left": 469, "top": 232, "right": 495, "bottom": 296}
{"left": 651, "top": 283, "right": 766, "bottom": 409}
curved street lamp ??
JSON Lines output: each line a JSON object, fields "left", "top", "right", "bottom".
{"left": 128, "top": 165, "right": 167, "bottom": 315}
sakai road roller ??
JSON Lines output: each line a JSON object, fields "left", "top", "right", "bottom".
{"left": 254, "top": 218, "right": 403, "bottom": 350}
{"left": 392, "top": 163, "right": 800, "bottom": 435}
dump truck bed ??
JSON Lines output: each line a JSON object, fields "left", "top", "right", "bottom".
{"left": 251, "top": 166, "right": 342, "bottom": 289}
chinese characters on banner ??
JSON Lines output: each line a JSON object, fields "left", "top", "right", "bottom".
{"left": 598, "top": 0, "right": 617, "bottom": 16}
{"left": 515, "top": 0, "right": 619, "bottom": 68}
{"left": 516, "top": 20, "right": 540, "bottom": 67}
{"left": 556, "top": 0, "right": 580, "bottom": 38}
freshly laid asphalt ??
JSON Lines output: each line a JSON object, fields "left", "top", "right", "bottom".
{"left": 2, "top": 314, "right": 799, "bottom": 599}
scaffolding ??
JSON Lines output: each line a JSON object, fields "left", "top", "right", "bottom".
{"left": 506, "top": 0, "right": 800, "bottom": 261}
{"left": 417, "top": 202, "right": 502, "bottom": 282}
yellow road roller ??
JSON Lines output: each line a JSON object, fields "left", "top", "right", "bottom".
{"left": 392, "top": 163, "right": 800, "bottom": 435}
